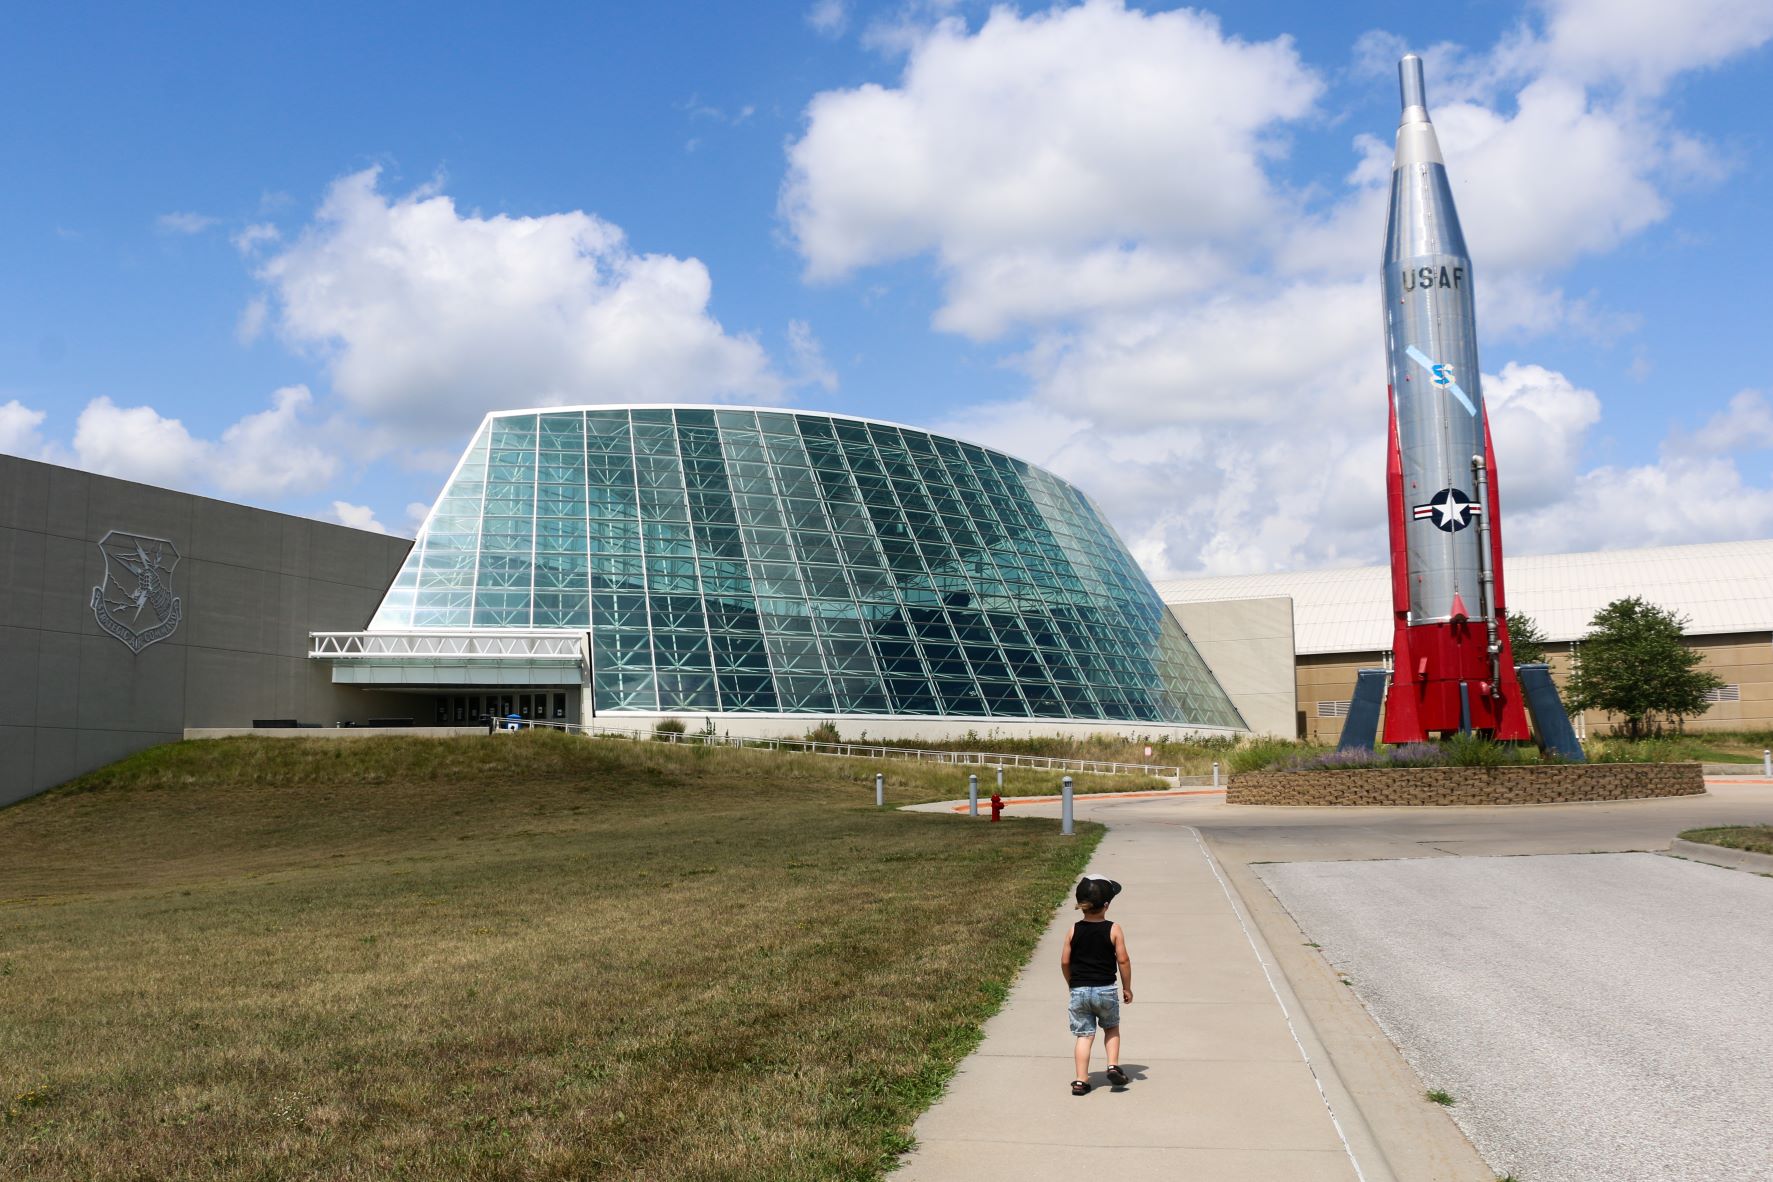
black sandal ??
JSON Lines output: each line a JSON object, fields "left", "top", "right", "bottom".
{"left": 1106, "top": 1065, "right": 1128, "bottom": 1086}
{"left": 1070, "top": 1079, "right": 1091, "bottom": 1095}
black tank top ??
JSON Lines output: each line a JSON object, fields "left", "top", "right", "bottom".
{"left": 1069, "top": 919, "right": 1117, "bottom": 987}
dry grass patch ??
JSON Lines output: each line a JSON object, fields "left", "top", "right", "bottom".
{"left": 1678, "top": 824, "right": 1773, "bottom": 856}
{"left": 1, "top": 733, "right": 1103, "bottom": 1180}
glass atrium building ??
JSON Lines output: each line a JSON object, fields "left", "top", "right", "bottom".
{"left": 319, "top": 406, "right": 1244, "bottom": 732}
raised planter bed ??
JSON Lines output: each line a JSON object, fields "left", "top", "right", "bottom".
{"left": 1228, "top": 761, "right": 1705, "bottom": 806}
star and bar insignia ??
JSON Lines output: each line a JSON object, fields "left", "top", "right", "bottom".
{"left": 1412, "top": 487, "right": 1482, "bottom": 532}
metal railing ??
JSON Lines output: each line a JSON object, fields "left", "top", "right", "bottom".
{"left": 490, "top": 716, "right": 1183, "bottom": 779}
{"left": 310, "top": 631, "right": 582, "bottom": 659}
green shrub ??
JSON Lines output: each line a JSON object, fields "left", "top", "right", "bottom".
{"left": 1269, "top": 737, "right": 1548, "bottom": 772}
{"left": 1230, "top": 738, "right": 1317, "bottom": 773}
{"left": 1587, "top": 736, "right": 1682, "bottom": 763}
{"left": 806, "top": 721, "right": 841, "bottom": 744}
{"left": 653, "top": 717, "right": 687, "bottom": 737}
{"left": 1438, "top": 732, "right": 1536, "bottom": 767}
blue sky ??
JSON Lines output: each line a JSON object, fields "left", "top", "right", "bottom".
{"left": 4, "top": 0, "right": 1771, "bottom": 574}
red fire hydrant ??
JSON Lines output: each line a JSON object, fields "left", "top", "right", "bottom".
{"left": 989, "top": 792, "right": 1004, "bottom": 822}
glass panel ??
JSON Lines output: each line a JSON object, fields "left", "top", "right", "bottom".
{"left": 373, "top": 409, "right": 1243, "bottom": 729}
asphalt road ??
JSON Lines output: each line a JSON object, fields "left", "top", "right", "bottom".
{"left": 1259, "top": 851, "right": 1773, "bottom": 1182}
{"left": 1190, "top": 779, "right": 1773, "bottom": 862}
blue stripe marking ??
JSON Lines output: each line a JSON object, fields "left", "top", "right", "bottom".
{"left": 1405, "top": 345, "right": 1477, "bottom": 417}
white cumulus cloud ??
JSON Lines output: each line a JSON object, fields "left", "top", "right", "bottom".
{"left": 782, "top": 0, "right": 1321, "bottom": 332}
{"left": 209, "top": 385, "right": 339, "bottom": 497}
{"left": 1427, "top": 80, "right": 1669, "bottom": 273}
{"left": 72, "top": 398, "right": 211, "bottom": 487}
{"left": 67, "top": 388, "right": 339, "bottom": 498}
{"left": 789, "top": 0, "right": 1773, "bottom": 575}
{"left": 326, "top": 501, "right": 388, "bottom": 534}
{"left": 1510, "top": 454, "right": 1773, "bottom": 553}
{"left": 1527, "top": 0, "right": 1773, "bottom": 93}
{"left": 256, "top": 168, "right": 780, "bottom": 439}
{"left": 1679, "top": 389, "right": 1773, "bottom": 455}
{"left": 1482, "top": 363, "right": 1604, "bottom": 509}
{"left": 0, "top": 399, "right": 49, "bottom": 459}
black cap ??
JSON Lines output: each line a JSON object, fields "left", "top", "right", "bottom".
{"left": 1076, "top": 874, "right": 1122, "bottom": 907}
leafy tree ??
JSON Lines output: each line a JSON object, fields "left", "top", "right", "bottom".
{"left": 1564, "top": 597, "right": 1723, "bottom": 740}
{"left": 1505, "top": 609, "right": 1550, "bottom": 667}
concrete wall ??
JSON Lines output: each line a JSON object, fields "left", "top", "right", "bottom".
{"left": 1166, "top": 597, "right": 1296, "bottom": 737}
{"left": 0, "top": 455, "right": 414, "bottom": 806}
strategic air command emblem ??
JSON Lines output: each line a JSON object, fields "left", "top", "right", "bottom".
{"left": 90, "top": 531, "right": 183, "bottom": 653}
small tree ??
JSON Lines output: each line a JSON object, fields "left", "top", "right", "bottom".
{"left": 1564, "top": 597, "right": 1723, "bottom": 739}
{"left": 1505, "top": 609, "right": 1550, "bottom": 667}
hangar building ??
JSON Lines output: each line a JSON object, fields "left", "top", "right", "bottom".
{"left": 1, "top": 453, "right": 413, "bottom": 806}
{"left": 3, "top": 406, "right": 1247, "bottom": 803}
{"left": 1158, "top": 540, "right": 1773, "bottom": 741}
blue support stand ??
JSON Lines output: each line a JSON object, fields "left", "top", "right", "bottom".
{"left": 1337, "top": 668, "right": 1388, "bottom": 751}
{"left": 1516, "top": 662, "right": 1585, "bottom": 762}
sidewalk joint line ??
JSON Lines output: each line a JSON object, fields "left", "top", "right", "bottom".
{"left": 1186, "top": 825, "right": 1372, "bottom": 1182}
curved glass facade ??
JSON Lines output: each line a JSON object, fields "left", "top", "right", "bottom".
{"left": 370, "top": 407, "right": 1242, "bottom": 727}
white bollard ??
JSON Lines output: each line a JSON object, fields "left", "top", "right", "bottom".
{"left": 969, "top": 774, "right": 979, "bottom": 816}
{"left": 1764, "top": 748, "right": 1771, "bottom": 777}
{"left": 1061, "top": 776, "right": 1074, "bottom": 836}
{"left": 996, "top": 764, "right": 1004, "bottom": 792}
{"left": 1212, "top": 761, "right": 1220, "bottom": 790}
{"left": 875, "top": 772, "right": 884, "bottom": 808}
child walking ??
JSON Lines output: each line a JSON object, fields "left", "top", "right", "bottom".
{"left": 1059, "top": 873, "right": 1132, "bottom": 1095}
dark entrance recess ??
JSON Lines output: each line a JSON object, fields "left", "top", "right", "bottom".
{"left": 433, "top": 692, "right": 570, "bottom": 726}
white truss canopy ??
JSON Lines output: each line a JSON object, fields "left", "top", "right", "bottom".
{"left": 309, "top": 631, "right": 584, "bottom": 660}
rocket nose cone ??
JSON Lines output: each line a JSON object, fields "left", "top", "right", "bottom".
{"left": 1392, "top": 53, "right": 1441, "bottom": 164}
{"left": 1397, "top": 54, "right": 1433, "bottom": 134}
{"left": 1399, "top": 54, "right": 1427, "bottom": 114}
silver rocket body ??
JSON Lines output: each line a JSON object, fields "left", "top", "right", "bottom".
{"left": 1383, "top": 55, "right": 1488, "bottom": 625}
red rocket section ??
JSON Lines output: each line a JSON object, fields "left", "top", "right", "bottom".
{"left": 1381, "top": 393, "right": 1531, "bottom": 742}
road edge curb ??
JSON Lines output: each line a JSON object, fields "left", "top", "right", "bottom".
{"left": 1184, "top": 826, "right": 1399, "bottom": 1182}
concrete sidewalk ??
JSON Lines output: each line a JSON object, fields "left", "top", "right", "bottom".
{"left": 894, "top": 809, "right": 1370, "bottom": 1181}
{"left": 895, "top": 781, "right": 1773, "bottom": 1180}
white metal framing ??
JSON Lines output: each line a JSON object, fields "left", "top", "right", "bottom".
{"left": 310, "top": 631, "right": 582, "bottom": 660}
{"left": 362, "top": 406, "right": 1243, "bottom": 728}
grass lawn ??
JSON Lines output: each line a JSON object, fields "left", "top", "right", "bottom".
{"left": 1586, "top": 730, "right": 1773, "bottom": 765}
{"left": 1678, "top": 825, "right": 1773, "bottom": 856}
{"left": 0, "top": 733, "right": 1114, "bottom": 1181}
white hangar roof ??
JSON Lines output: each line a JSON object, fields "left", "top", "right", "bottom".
{"left": 1153, "top": 539, "right": 1773, "bottom": 656}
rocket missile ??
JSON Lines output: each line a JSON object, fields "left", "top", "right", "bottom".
{"left": 1380, "top": 54, "right": 1530, "bottom": 742}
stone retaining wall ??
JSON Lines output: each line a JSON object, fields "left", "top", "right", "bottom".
{"left": 1228, "top": 762, "right": 1705, "bottom": 806}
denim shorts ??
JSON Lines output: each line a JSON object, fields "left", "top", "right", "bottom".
{"left": 1068, "top": 984, "right": 1121, "bottom": 1035}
